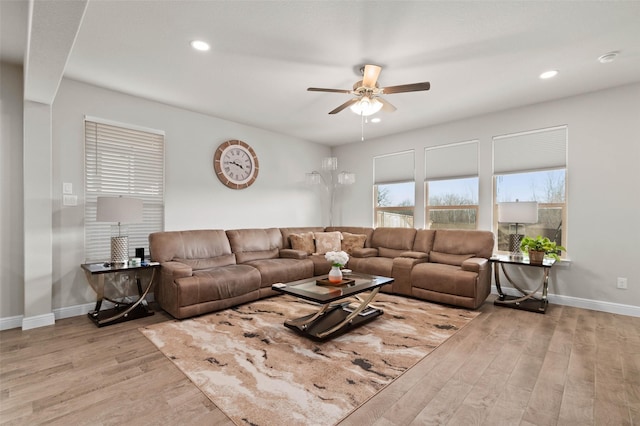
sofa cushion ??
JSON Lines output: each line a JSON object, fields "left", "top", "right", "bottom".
{"left": 226, "top": 228, "right": 283, "bottom": 264}
{"left": 175, "top": 264, "right": 261, "bottom": 307}
{"left": 411, "top": 262, "right": 479, "bottom": 298}
{"left": 429, "top": 251, "right": 474, "bottom": 266}
{"left": 174, "top": 255, "right": 237, "bottom": 270}
{"left": 347, "top": 256, "right": 393, "bottom": 277}
{"left": 246, "top": 258, "right": 314, "bottom": 287}
{"left": 341, "top": 232, "right": 367, "bottom": 255}
{"left": 370, "top": 227, "right": 417, "bottom": 251}
{"left": 432, "top": 229, "right": 494, "bottom": 259}
{"left": 289, "top": 232, "right": 316, "bottom": 254}
{"left": 314, "top": 231, "right": 343, "bottom": 254}
{"left": 149, "top": 229, "right": 234, "bottom": 265}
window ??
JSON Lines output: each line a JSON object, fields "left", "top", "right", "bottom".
{"left": 374, "top": 151, "right": 414, "bottom": 228}
{"left": 493, "top": 126, "right": 567, "bottom": 254}
{"left": 85, "top": 117, "right": 165, "bottom": 262}
{"left": 425, "top": 141, "right": 479, "bottom": 230}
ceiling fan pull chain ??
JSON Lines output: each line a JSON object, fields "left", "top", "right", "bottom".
{"left": 361, "top": 113, "right": 365, "bottom": 141}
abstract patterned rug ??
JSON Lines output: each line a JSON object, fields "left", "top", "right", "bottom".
{"left": 140, "top": 293, "right": 480, "bottom": 426}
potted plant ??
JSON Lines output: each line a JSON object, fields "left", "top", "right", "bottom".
{"left": 520, "top": 235, "right": 566, "bottom": 265}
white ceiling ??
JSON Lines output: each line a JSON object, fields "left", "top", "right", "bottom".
{"left": 2, "top": 1, "right": 640, "bottom": 146}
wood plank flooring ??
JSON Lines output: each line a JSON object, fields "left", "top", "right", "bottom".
{"left": 1, "top": 296, "right": 638, "bottom": 425}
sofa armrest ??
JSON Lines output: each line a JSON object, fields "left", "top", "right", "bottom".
{"left": 279, "top": 249, "right": 308, "bottom": 260}
{"left": 352, "top": 247, "right": 379, "bottom": 258}
{"left": 461, "top": 257, "right": 488, "bottom": 273}
{"left": 161, "top": 261, "right": 193, "bottom": 279}
{"left": 399, "top": 251, "right": 429, "bottom": 260}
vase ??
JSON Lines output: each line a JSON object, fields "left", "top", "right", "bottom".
{"left": 528, "top": 250, "right": 545, "bottom": 265}
{"left": 328, "top": 266, "right": 343, "bottom": 283}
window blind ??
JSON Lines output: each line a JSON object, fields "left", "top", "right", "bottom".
{"left": 425, "top": 140, "right": 478, "bottom": 180}
{"left": 373, "top": 150, "right": 414, "bottom": 184}
{"left": 493, "top": 126, "right": 567, "bottom": 174}
{"left": 84, "top": 118, "right": 165, "bottom": 262}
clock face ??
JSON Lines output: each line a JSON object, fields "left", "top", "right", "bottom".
{"left": 213, "top": 140, "right": 259, "bottom": 189}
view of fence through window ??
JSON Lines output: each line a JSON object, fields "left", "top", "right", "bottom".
{"left": 495, "top": 169, "right": 566, "bottom": 252}
{"left": 426, "top": 177, "right": 479, "bottom": 230}
{"left": 374, "top": 182, "right": 414, "bottom": 228}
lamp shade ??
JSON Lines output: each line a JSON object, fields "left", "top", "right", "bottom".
{"left": 97, "top": 196, "right": 143, "bottom": 223}
{"left": 498, "top": 201, "right": 538, "bottom": 224}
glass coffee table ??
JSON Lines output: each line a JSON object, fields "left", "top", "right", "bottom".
{"left": 271, "top": 273, "right": 393, "bottom": 341}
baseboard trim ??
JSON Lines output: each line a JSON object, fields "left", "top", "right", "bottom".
{"left": 491, "top": 286, "right": 640, "bottom": 317}
{"left": 21, "top": 313, "right": 56, "bottom": 330}
{"left": 1, "top": 294, "right": 156, "bottom": 331}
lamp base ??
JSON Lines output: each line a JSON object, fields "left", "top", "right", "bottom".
{"left": 111, "top": 236, "right": 129, "bottom": 265}
{"left": 508, "top": 234, "right": 523, "bottom": 259}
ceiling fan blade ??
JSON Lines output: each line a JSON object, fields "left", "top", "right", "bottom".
{"left": 382, "top": 82, "right": 430, "bottom": 94}
{"left": 308, "top": 87, "right": 352, "bottom": 94}
{"left": 362, "top": 64, "right": 382, "bottom": 88}
{"left": 329, "top": 98, "right": 360, "bottom": 114}
{"left": 378, "top": 97, "right": 397, "bottom": 112}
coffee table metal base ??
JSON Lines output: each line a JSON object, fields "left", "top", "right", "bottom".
{"left": 284, "top": 288, "right": 383, "bottom": 341}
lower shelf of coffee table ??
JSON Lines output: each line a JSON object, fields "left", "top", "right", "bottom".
{"left": 284, "top": 305, "right": 383, "bottom": 341}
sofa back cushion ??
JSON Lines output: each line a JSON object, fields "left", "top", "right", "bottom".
{"left": 432, "top": 229, "right": 495, "bottom": 259}
{"left": 370, "top": 227, "right": 417, "bottom": 257}
{"left": 149, "top": 230, "right": 236, "bottom": 268}
{"left": 226, "top": 228, "right": 282, "bottom": 263}
{"left": 412, "top": 229, "right": 436, "bottom": 254}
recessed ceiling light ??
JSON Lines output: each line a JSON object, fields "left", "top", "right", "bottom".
{"left": 190, "top": 40, "right": 210, "bottom": 51}
{"left": 598, "top": 51, "right": 619, "bottom": 64}
{"left": 539, "top": 70, "right": 558, "bottom": 80}
{"left": 370, "top": 117, "right": 381, "bottom": 123}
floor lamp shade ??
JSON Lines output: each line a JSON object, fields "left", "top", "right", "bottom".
{"left": 97, "top": 197, "right": 143, "bottom": 264}
{"left": 498, "top": 201, "right": 538, "bottom": 256}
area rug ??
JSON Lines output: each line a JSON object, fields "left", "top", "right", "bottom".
{"left": 140, "top": 293, "right": 480, "bottom": 426}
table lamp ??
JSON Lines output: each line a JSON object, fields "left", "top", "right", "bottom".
{"left": 97, "top": 196, "right": 143, "bottom": 265}
{"left": 498, "top": 200, "right": 538, "bottom": 258}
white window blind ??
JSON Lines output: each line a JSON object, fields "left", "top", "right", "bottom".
{"left": 493, "top": 126, "right": 567, "bottom": 174}
{"left": 425, "top": 140, "right": 478, "bottom": 180}
{"left": 84, "top": 118, "right": 165, "bottom": 262}
{"left": 374, "top": 150, "right": 414, "bottom": 184}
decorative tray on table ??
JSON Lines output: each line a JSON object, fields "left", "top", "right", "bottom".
{"left": 316, "top": 278, "right": 356, "bottom": 287}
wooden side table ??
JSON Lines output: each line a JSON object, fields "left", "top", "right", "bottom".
{"left": 490, "top": 254, "right": 556, "bottom": 314}
{"left": 81, "top": 262, "right": 159, "bottom": 327}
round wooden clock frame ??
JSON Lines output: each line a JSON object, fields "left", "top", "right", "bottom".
{"left": 213, "top": 140, "right": 259, "bottom": 189}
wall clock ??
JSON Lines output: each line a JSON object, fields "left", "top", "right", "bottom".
{"left": 213, "top": 140, "right": 259, "bottom": 189}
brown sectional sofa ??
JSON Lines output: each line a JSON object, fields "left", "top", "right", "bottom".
{"left": 149, "top": 226, "right": 495, "bottom": 319}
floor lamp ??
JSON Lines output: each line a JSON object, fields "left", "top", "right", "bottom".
{"left": 306, "top": 157, "right": 355, "bottom": 226}
{"left": 97, "top": 196, "right": 143, "bottom": 265}
{"left": 498, "top": 201, "right": 538, "bottom": 259}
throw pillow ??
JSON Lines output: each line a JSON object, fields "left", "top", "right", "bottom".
{"left": 289, "top": 232, "right": 315, "bottom": 255}
{"left": 313, "top": 231, "right": 343, "bottom": 254}
{"left": 341, "top": 232, "right": 367, "bottom": 255}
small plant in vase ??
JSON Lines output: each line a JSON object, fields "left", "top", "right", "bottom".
{"left": 520, "top": 236, "right": 566, "bottom": 265}
{"left": 325, "top": 251, "right": 349, "bottom": 283}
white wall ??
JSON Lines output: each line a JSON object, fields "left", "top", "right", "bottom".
{"left": 334, "top": 83, "right": 640, "bottom": 311}
{"left": 47, "top": 78, "right": 330, "bottom": 313}
{"left": 0, "top": 62, "right": 25, "bottom": 319}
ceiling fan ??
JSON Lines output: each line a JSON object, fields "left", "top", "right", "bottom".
{"left": 308, "top": 64, "right": 430, "bottom": 116}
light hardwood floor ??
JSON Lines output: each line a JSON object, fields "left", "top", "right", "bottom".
{"left": 1, "top": 296, "right": 638, "bottom": 425}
